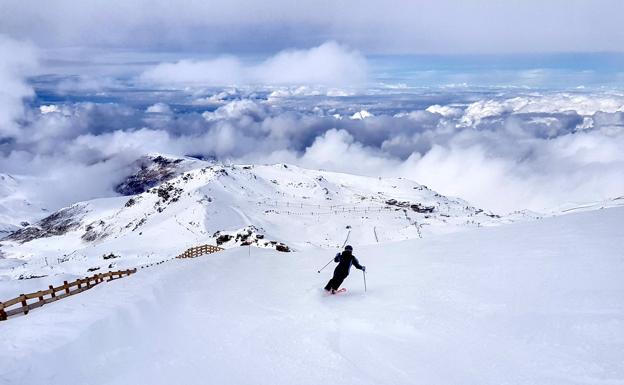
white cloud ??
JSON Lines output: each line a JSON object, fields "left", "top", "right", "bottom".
{"left": 0, "top": 34, "right": 38, "bottom": 137}
{"left": 425, "top": 104, "right": 463, "bottom": 118}
{"left": 461, "top": 94, "right": 624, "bottom": 126}
{"left": 39, "top": 105, "right": 60, "bottom": 114}
{"left": 140, "top": 56, "right": 245, "bottom": 86}
{"left": 253, "top": 42, "right": 367, "bottom": 86}
{"left": 202, "top": 100, "right": 267, "bottom": 121}
{"left": 298, "top": 129, "right": 399, "bottom": 176}
{"left": 2, "top": 0, "right": 624, "bottom": 54}
{"left": 145, "top": 103, "right": 172, "bottom": 114}
{"left": 140, "top": 42, "right": 367, "bottom": 87}
{"left": 2, "top": 79, "right": 624, "bottom": 215}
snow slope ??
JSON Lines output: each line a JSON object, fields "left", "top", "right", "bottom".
{"left": 1, "top": 206, "right": 623, "bottom": 385}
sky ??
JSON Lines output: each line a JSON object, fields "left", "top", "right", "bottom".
{"left": 1, "top": 0, "right": 624, "bottom": 54}
{"left": 0, "top": 1, "right": 623, "bottom": 216}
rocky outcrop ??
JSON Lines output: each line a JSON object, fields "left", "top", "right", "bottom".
{"left": 115, "top": 155, "right": 184, "bottom": 196}
{"left": 6, "top": 205, "right": 85, "bottom": 243}
{"left": 385, "top": 199, "right": 435, "bottom": 213}
{"left": 213, "top": 226, "right": 291, "bottom": 252}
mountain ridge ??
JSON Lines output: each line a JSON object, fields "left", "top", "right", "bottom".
{"left": 0, "top": 154, "right": 530, "bottom": 281}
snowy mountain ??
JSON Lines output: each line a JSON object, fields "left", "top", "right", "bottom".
{"left": 0, "top": 154, "right": 533, "bottom": 283}
{"left": 1, "top": 205, "right": 622, "bottom": 385}
{"left": 1, "top": 155, "right": 622, "bottom": 385}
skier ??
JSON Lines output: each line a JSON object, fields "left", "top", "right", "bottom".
{"left": 324, "top": 245, "right": 365, "bottom": 294}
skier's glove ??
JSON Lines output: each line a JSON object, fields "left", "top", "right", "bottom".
{"left": 362, "top": 266, "right": 366, "bottom": 272}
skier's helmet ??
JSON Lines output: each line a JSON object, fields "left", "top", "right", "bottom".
{"left": 344, "top": 245, "right": 353, "bottom": 251}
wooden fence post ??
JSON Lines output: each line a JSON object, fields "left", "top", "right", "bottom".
{"left": 49, "top": 285, "right": 56, "bottom": 298}
{"left": 77, "top": 279, "right": 82, "bottom": 290}
{"left": 20, "top": 295, "right": 28, "bottom": 315}
{"left": 0, "top": 302, "right": 6, "bottom": 321}
{"left": 64, "top": 281, "right": 70, "bottom": 294}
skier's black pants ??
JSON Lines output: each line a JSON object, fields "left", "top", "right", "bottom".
{"left": 325, "top": 270, "right": 348, "bottom": 291}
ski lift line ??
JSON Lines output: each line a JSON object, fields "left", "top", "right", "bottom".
{"left": 257, "top": 204, "right": 395, "bottom": 212}
{"left": 263, "top": 208, "right": 398, "bottom": 216}
{"left": 248, "top": 200, "right": 391, "bottom": 209}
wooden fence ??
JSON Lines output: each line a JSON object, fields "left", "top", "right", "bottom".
{"left": 0, "top": 269, "right": 136, "bottom": 321}
{"left": 0, "top": 243, "right": 224, "bottom": 321}
{"left": 176, "top": 244, "right": 223, "bottom": 259}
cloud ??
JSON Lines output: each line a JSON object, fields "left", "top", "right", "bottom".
{"left": 1, "top": 0, "right": 624, "bottom": 54}
{"left": 0, "top": 34, "right": 38, "bottom": 137}
{"left": 253, "top": 43, "right": 367, "bottom": 85}
{"left": 461, "top": 94, "right": 624, "bottom": 126}
{"left": 140, "top": 42, "right": 367, "bottom": 87}
{"left": 145, "top": 103, "right": 173, "bottom": 114}
{"left": 202, "top": 100, "right": 267, "bottom": 121}
{"left": 140, "top": 57, "right": 245, "bottom": 86}
{"left": 425, "top": 105, "right": 463, "bottom": 118}
{"left": 298, "top": 129, "right": 400, "bottom": 175}
{"left": 2, "top": 84, "right": 624, "bottom": 215}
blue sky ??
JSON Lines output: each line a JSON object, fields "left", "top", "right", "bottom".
{"left": 369, "top": 53, "right": 624, "bottom": 89}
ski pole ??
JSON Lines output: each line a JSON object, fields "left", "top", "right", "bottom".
{"left": 317, "top": 257, "right": 335, "bottom": 273}
{"left": 363, "top": 270, "right": 367, "bottom": 292}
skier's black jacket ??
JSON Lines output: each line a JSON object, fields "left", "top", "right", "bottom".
{"left": 333, "top": 250, "right": 363, "bottom": 277}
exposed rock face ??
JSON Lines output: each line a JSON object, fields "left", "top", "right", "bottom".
{"left": 275, "top": 244, "right": 290, "bottom": 252}
{"left": 6, "top": 205, "right": 85, "bottom": 243}
{"left": 81, "top": 220, "right": 112, "bottom": 242}
{"left": 151, "top": 182, "right": 183, "bottom": 213}
{"left": 154, "top": 183, "right": 182, "bottom": 203}
{"left": 213, "top": 226, "right": 291, "bottom": 252}
{"left": 115, "top": 155, "right": 184, "bottom": 196}
{"left": 215, "top": 234, "right": 233, "bottom": 245}
{"left": 385, "top": 199, "right": 435, "bottom": 213}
